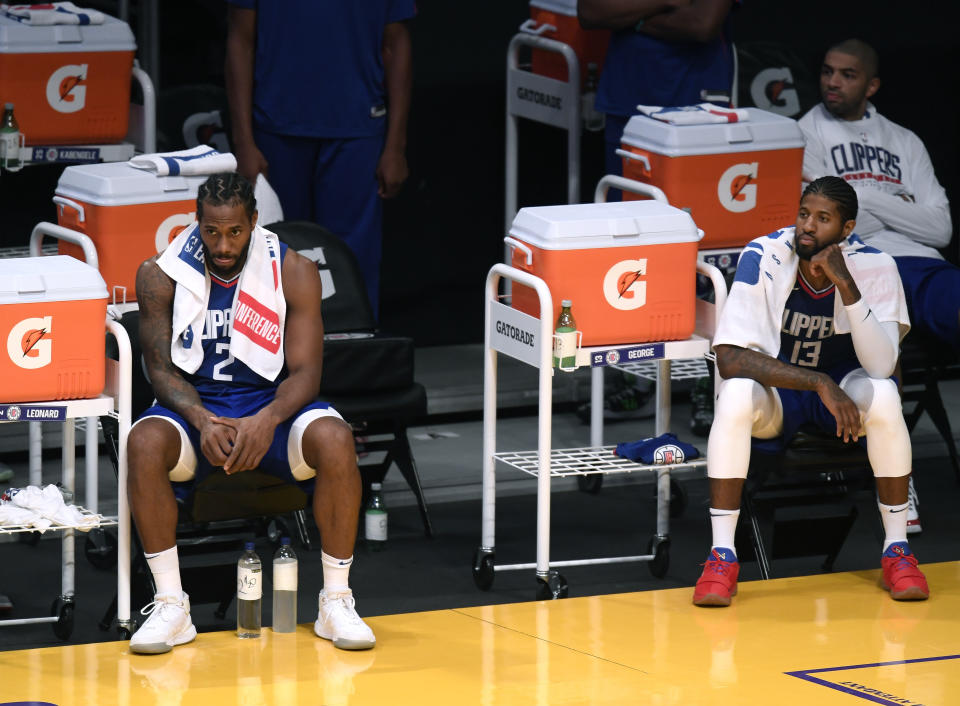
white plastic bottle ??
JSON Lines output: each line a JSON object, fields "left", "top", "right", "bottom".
{"left": 272, "top": 537, "right": 298, "bottom": 633}
{"left": 365, "top": 482, "right": 387, "bottom": 551}
{"left": 237, "top": 541, "right": 262, "bottom": 638}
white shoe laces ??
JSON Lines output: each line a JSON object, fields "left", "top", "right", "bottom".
{"left": 140, "top": 595, "right": 184, "bottom": 620}
{"left": 323, "top": 592, "right": 364, "bottom": 627}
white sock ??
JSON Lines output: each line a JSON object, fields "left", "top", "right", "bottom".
{"left": 144, "top": 546, "right": 182, "bottom": 597}
{"left": 878, "top": 501, "right": 908, "bottom": 552}
{"left": 321, "top": 551, "right": 352, "bottom": 593}
{"left": 709, "top": 507, "right": 740, "bottom": 558}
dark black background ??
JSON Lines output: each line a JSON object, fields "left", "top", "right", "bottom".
{"left": 2, "top": 1, "right": 956, "bottom": 345}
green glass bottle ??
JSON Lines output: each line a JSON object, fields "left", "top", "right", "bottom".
{"left": 0, "top": 102, "right": 22, "bottom": 171}
{"left": 552, "top": 299, "right": 577, "bottom": 369}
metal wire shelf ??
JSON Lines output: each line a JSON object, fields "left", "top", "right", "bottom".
{"left": 610, "top": 356, "right": 711, "bottom": 382}
{"left": 494, "top": 445, "right": 706, "bottom": 478}
{"left": 0, "top": 510, "right": 117, "bottom": 535}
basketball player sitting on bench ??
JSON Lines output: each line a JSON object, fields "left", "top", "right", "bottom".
{"left": 693, "top": 176, "right": 929, "bottom": 607}
{"left": 126, "top": 172, "right": 376, "bottom": 653}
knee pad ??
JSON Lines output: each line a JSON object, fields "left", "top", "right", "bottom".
{"left": 715, "top": 377, "right": 780, "bottom": 438}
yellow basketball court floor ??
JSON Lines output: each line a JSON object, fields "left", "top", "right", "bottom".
{"left": 2, "top": 561, "right": 957, "bottom": 705}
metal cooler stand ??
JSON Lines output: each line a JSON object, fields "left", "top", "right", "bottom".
{"left": 0, "top": 317, "right": 131, "bottom": 639}
{"left": 474, "top": 261, "right": 725, "bottom": 600}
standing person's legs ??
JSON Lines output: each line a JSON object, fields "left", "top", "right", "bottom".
{"left": 694, "top": 377, "right": 783, "bottom": 606}
{"left": 602, "top": 113, "right": 629, "bottom": 202}
{"left": 313, "top": 134, "right": 385, "bottom": 318}
{"left": 252, "top": 128, "right": 322, "bottom": 222}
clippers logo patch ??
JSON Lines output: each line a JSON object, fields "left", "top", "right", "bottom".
{"left": 603, "top": 259, "right": 647, "bottom": 310}
{"left": 718, "top": 162, "right": 759, "bottom": 213}
{"left": 47, "top": 64, "right": 88, "bottom": 113}
{"left": 7, "top": 316, "right": 53, "bottom": 369}
{"left": 653, "top": 444, "right": 685, "bottom": 464}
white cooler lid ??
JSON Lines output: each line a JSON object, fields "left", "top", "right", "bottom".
{"left": 621, "top": 107, "right": 804, "bottom": 157}
{"left": 0, "top": 14, "right": 135, "bottom": 54}
{"left": 0, "top": 256, "right": 107, "bottom": 304}
{"left": 529, "top": 0, "right": 577, "bottom": 15}
{"left": 509, "top": 201, "right": 701, "bottom": 250}
{"left": 56, "top": 161, "right": 207, "bottom": 206}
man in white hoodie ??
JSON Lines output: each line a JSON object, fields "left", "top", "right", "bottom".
{"left": 798, "top": 38, "right": 956, "bottom": 535}
{"left": 799, "top": 39, "right": 955, "bottom": 347}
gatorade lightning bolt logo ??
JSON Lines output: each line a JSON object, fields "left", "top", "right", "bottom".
{"left": 749, "top": 67, "right": 801, "bottom": 117}
{"left": 7, "top": 316, "right": 53, "bottom": 369}
{"left": 717, "top": 162, "right": 759, "bottom": 213}
{"left": 46, "top": 64, "right": 88, "bottom": 114}
{"left": 603, "top": 259, "right": 647, "bottom": 311}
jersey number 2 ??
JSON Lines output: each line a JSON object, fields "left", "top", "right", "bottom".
{"left": 212, "top": 342, "right": 235, "bottom": 381}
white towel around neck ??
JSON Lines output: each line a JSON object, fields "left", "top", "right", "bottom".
{"left": 156, "top": 223, "right": 287, "bottom": 381}
{"left": 713, "top": 228, "right": 910, "bottom": 359}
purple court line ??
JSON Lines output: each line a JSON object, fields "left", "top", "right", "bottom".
{"left": 786, "top": 654, "right": 960, "bottom": 705}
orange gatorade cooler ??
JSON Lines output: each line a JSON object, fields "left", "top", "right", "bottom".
{"left": 528, "top": 0, "right": 609, "bottom": 88}
{"left": 0, "top": 13, "right": 135, "bottom": 145}
{"left": 619, "top": 107, "right": 804, "bottom": 249}
{"left": 507, "top": 201, "right": 701, "bottom": 345}
{"left": 55, "top": 162, "right": 207, "bottom": 301}
{"left": 0, "top": 255, "right": 107, "bottom": 402}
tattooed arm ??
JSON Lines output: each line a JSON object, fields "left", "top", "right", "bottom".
{"left": 135, "top": 258, "right": 235, "bottom": 466}
{"left": 715, "top": 344, "right": 862, "bottom": 442}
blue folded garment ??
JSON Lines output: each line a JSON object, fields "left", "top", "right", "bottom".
{"left": 614, "top": 433, "right": 701, "bottom": 464}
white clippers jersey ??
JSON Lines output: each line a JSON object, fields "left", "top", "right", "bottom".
{"left": 798, "top": 102, "right": 952, "bottom": 259}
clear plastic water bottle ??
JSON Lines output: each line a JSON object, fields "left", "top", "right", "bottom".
{"left": 365, "top": 482, "right": 387, "bottom": 551}
{"left": 272, "top": 537, "right": 298, "bottom": 633}
{"left": 237, "top": 541, "right": 262, "bottom": 638}
{"left": 581, "top": 64, "right": 605, "bottom": 133}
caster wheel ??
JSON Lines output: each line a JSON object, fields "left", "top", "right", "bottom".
{"left": 648, "top": 537, "right": 671, "bottom": 578}
{"left": 85, "top": 529, "right": 118, "bottom": 570}
{"left": 472, "top": 548, "right": 495, "bottom": 591}
{"left": 51, "top": 597, "right": 75, "bottom": 640}
{"left": 577, "top": 474, "right": 603, "bottom": 494}
{"left": 669, "top": 479, "right": 688, "bottom": 519}
{"left": 535, "top": 571, "right": 568, "bottom": 600}
{"left": 117, "top": 627, "right": 132, "bottom": 640}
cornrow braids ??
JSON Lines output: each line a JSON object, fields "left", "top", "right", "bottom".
{"left": 196, "top": 172, "right": 257, "bottom": 221}
{"left": 802, "top": 176, "right": 858, "bottom": 224}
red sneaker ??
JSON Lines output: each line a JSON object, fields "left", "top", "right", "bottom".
{"left": 880, "top": 542, "right": 929, "bottom": 601}
{"left": 693, "top": 548, "right": 739, "bottom": 607}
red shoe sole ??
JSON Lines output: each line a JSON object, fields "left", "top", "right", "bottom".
{"left": 880, "top": 579, "right": 929, "bottom": 601}
{"left": 693, "top": 586, "right": 737, "bottom": 607}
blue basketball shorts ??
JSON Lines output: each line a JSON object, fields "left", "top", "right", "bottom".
{"left": 132, "top": 394, "right": 344, "bottom": 485}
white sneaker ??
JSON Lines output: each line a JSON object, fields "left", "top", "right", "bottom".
{"left": 314, "top": 589, "right": 376, "bottom": 650}
{"left": 129, "top": 592, "right": 197, "bottom": 655}
{"left": 907, "top": 477, "right": 922, "bottom": 535}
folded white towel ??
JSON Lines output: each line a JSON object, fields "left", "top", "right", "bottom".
{"left": 157, "top": 223, "right": 287, "bottom": 381}
{"left": 3, "top": 485, "right": 100, "bottom": 531}
{"left": 713, "top": 228, "right": 910, "bottom": 359}
{"left": 129, "top": 146, "right": 238, "bottom": 178}
{"left": 1, "top": 2, "right": 104, "bottom": 25}
{"left": 636, "top": 103, "right": 750, "bottom": 125}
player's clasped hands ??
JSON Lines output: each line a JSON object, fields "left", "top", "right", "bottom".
{"left": 202, "top": 414, "right": 276, "bottom": 474}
